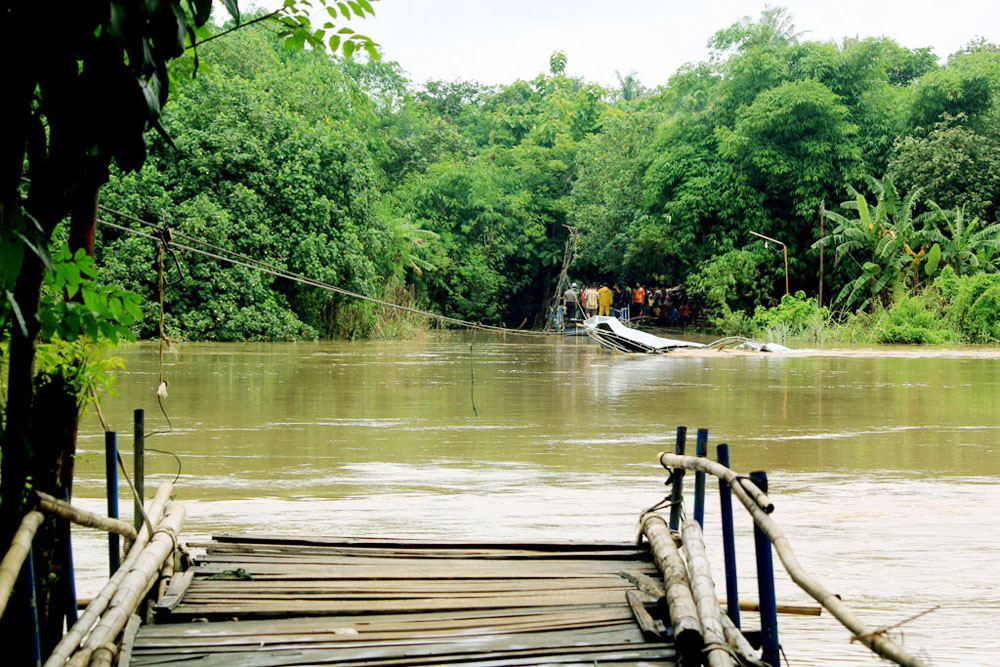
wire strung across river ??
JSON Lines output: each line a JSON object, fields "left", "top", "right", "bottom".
{"left": 96, "top": 204, "right": 563, "bottom": 338}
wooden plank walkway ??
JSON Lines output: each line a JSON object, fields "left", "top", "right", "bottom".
{"left": 132, "top": 535, "right": 677, "bottom": 666}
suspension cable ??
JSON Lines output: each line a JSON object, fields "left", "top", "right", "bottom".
{"left": 95, "top": 211, "right": 563, "bottom": 338}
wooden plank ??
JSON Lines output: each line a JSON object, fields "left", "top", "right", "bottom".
{"left": 210, "top": 534, "right": 644, "bottom": 552}
{"left": 133, "top": 645, "right": 677, "bottom": 667}
{"left": 187, "top": 577, "right": 634, "bottom": 593}
{"left": 138, "top": 606, "right": 637, "bottom": 637}
{"left": 175, "top": 588, "right": 632, "bottom": 605}
{"left": 191, "top": 562, "right": 659, "bottom": 579}
{"left": 625, "top": 590, "right": 667, "bottom": 642}
{"left": 131, "top": 632, "right": 673, "bottom": 667}
{"left": 133, "top": 647, "right": 677, "bottom": 667}
{"left": 132, "top": 625, "right": 645, "bottom": 655}
{"left": 132, "top": 534, "right": 673, "bottom": 666}
{"left": 191, "top": 543, "right": 651, "bottom": 560}
{"left": 180, "top": 587, "right": 638, "bottom": 601}
{"left": 133, "top": 619, "right": 639, "bottom": 651}
{"left": 617, "top": 570, "right": 666, "bottom": 598}
{"left": 118, "top": 614, "right": 142, "bottom": 667}
{"left": 170, "top": 589, "right": 632, "bottom": 617}
{"left": 153, "top": 570, "right": 193, "bottom": 614}
{"left": 195, "top": 542, "right": 649, "bottom": 556}
{"left": 193, "top": 555, "right": 651, "bottom": 570}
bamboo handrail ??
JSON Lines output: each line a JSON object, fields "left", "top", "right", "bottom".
{"left": 87, "top": 644, "right": 116, "bottom": 667}
{"left": 0, "top": 510, "right": 45, "bottom": 618}
{"left": 640, "top": 514, "right": 703, "bottom": 656}
{"left": 70, "top": 501, "right": 185, "bottom": 667}
{"left": 736, "top": 477, "right": 774, "bottom": 514}
{"left": 682, "top": 519, "right": 734, "bottom": 667}
{"left": 659, "top": 452, "right": 928, "bottom": 667}
{"left": 45, "top": 482, "right": 174, "bottom": 667}
{"left": 36, "top": 492, "right": 138, "bottom": 541}
{"left": 721, "top": 612, "right": 766, "bottom": 666}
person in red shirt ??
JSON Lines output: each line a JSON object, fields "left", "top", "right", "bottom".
{"left": 632, "top": 283, "right": 646, "bottom": 319}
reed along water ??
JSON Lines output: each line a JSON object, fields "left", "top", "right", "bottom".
{"left": 73, "top": 334, "right": 1000, "bottom": 665}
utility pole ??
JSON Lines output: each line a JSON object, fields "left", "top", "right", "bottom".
{"left": 818, "top": 201, "right": 825, "bottom": 308}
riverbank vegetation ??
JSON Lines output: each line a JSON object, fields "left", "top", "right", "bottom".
{"left": 14, "top": 7, "right": 1000, "bottom": 344}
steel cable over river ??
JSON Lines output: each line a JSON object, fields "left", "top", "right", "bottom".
{"left": 96, "top": 204, "right": 561, "bottom": 339}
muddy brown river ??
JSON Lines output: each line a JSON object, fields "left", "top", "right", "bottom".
{"left": 72, "top": 334, "right": 1000, "bottom": 665}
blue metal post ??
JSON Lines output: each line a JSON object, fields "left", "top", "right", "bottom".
{"left": 105, "top": 431, "right": 120, "bottom": 575}
{"left": 668, "top": 426, "right": 687, "bottom": 531}
{"left": 751, "top": 470, "right": 780, "bottom": 666}
{"left": 693, "top": 428, "right": 708, "bottom": 528}
{"left": 717, "top": 444, "right": 740, "bottom": 628}
{"left": 17, "top": 548, "right": 42, "bottom": 666}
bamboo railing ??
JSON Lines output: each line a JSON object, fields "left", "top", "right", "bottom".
{"left": 0, "top": 510, "right": 45, "bottom": 617}
{"left": 66, "top": 501, "right": 185, "bottom": 666}
{"left": 0, "top": 479, "right": 182, "bottom": 667}
{"left": 640, "top": 514, "right": 702, "bottom": 657}
{"left": 681, "top": 519, "right": 733, "bottom": 667}
{"left": 658, "top": 451, "right": 929, "bottom": 667}
{"left": 36, "top": 492, "right": 138, "bottom": 542}
{"left": 44, "top": 481, "right": 177, "bottom": 667}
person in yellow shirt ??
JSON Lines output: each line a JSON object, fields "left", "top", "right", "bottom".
{"left": 598, "top": 283, "right": 613, "bottom": 317}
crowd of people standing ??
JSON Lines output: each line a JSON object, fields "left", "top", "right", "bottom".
{"left": 561, "top": 281, "right": 697, "bottom": 327}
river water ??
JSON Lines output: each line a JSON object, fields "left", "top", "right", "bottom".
{"left": 72, "top": 334, "right": 1000, "bottom": 665}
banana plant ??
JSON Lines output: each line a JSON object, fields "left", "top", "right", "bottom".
{"left": 924, "top": 203, "right": 1000, "bottom": 276}
{"left": 817, "top": 176, "right": 934, "bottom": 311}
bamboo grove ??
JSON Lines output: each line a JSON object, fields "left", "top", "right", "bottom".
{"left": 8, "top": 7, "right": 1000, "bottom": 348}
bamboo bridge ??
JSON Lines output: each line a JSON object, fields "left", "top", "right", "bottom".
{"left": 0, "top": 426, "right": 928, "bottom": 666}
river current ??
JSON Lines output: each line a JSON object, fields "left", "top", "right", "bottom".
{"left": 71, "top": 334, "right": 1000, "bottom": 665}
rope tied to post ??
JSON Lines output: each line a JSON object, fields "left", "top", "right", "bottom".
{"left": 701, "top": 640, "right": 739, "bottom": 661}
{"left": 850, "top": 605, "right": 940, "bottom": 644}
{"left": 151, "top": 523, "right": 179, "bottom": 555}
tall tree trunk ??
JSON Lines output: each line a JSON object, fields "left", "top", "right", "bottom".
{"left": 30, "top": 376, "right": 79, "bottom": 658}
{"left": 35, "top": 182, "right": 99, "bottom": 659}
{"left": 0, "top": 174, "right": 100, "bottom": 661}
{"left": 0, "top": 246, "right": 46, "bottom": 666}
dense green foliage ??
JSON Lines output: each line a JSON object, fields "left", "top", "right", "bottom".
{"left": 83, "top": 8, "right": 1000, "bottom": 343}
{"left": 100, "top": 26, "right": 398, "bottom": 339}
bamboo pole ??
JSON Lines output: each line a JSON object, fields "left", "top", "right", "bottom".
{"left": 71, "top": 501, "right": 185, "bottom": 667}
{"left": 88, "top": 644, "right": 116, "bottom": 667}
{"left": 723, "top": 599, "right": 822, "bottom": 616}
{"left": 720, "top": 612, "right": 766, "bottom": 667}
{"left": 737, "top": 477, "right": 774, "bottom": 514}
{"left": 44, "top": 482, "right": 173, "bottom": 667}
{"left": 640, "top": 513, "right": 702, "bottom": 657}
{"left": 36, "top": 492, "right": 138, "bottom": 541}
{"left": 659, "top": 452, "right": 928, "bottom": 667}
{"left": 157, "top": 542, "right": 175, "bottom": 601}
{"left": 117, "top": 615, "right": 142, "bottom": 666}
{"left": 0, "top": 510, "right": 45, "bottom": 618}
{"left": 682, "top": 519, "right": 734, "bottom": 667}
